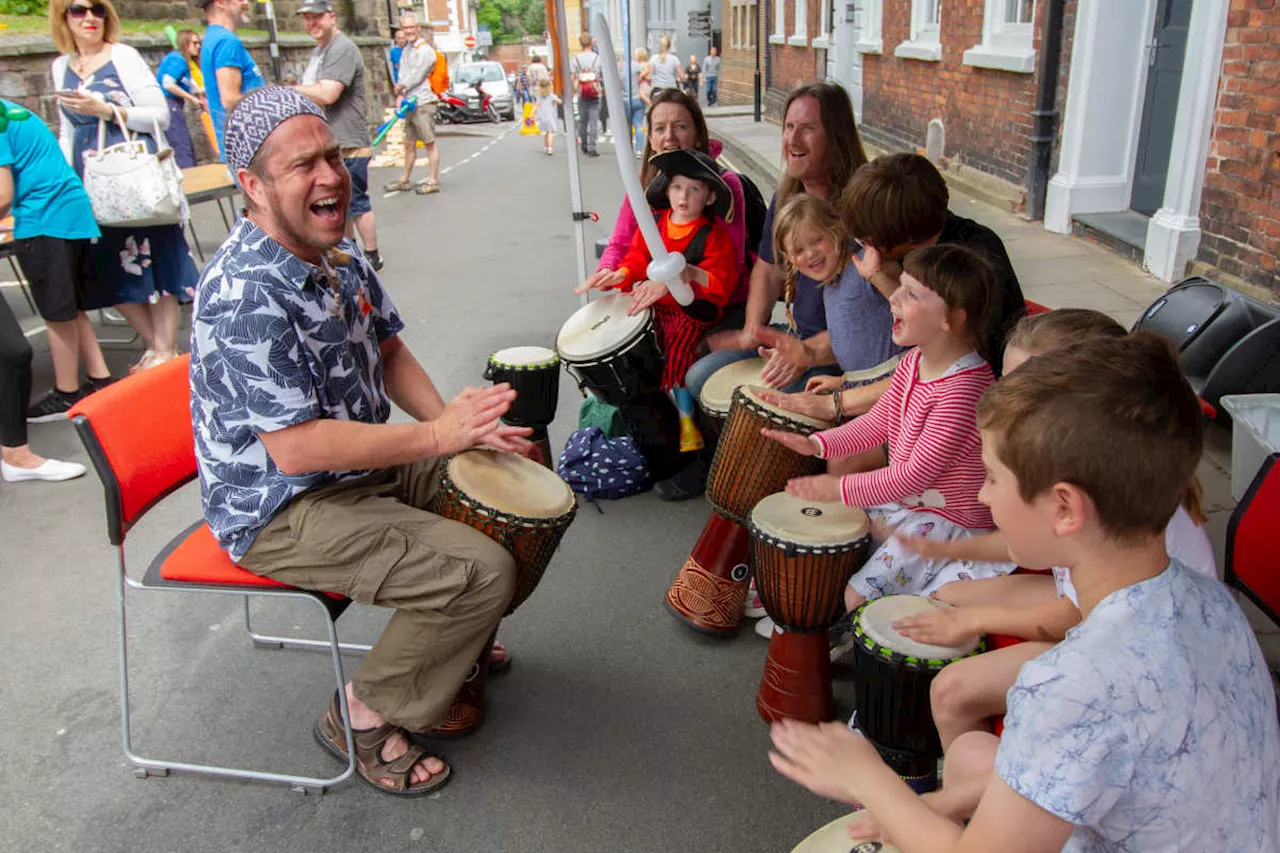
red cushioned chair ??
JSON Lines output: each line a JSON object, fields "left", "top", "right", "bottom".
{"left": 1225, "top": 452, "right": 1280, "bottom": 627}
{"left": 1024, "top": 299, "right": 1051, "bottom": 316}
{"left": 69, "top": 354, "right": 366, "bottom": 793}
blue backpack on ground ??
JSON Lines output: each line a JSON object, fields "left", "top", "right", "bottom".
{"left": 556, "top": 427, "right": 647, "bottom": 506}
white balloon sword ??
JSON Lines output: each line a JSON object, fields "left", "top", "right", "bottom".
{"left": 591, "top": 13, "right": 696, "bottom": 306}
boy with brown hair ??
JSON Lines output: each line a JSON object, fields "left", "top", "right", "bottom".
{"left": 769, "top": 334, "right": 1280, "bottom": 851}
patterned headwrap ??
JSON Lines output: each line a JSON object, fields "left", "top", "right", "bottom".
{"left": 224, "top": 86, "right": 326, "bottom": 173}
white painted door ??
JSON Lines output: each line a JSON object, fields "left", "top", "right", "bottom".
{"left": 830, "top": 1, "right": 864, "bottom": 121}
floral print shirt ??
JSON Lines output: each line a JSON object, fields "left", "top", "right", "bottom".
{"left": 996, "top": 560, "right": 1280, "bottom": 850}
{"left": 190, "top": 219, "right": 404, "bottom": 560}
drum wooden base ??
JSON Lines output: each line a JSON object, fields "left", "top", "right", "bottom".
{"left": 757, "top": 630, "right": 834, "bottom": 723}
{"left": 664, "top": 511, "right": 752, "bottom": 635}
{"left": 424, "top": 680, "right": 485, "bottom": 738}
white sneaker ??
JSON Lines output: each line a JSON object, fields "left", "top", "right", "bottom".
{"left": 754, "top": 615, "right": 775, "bottom": 639}
{"left": 743, "top": 589, "right": 767, "bottom": 619}
{"left": 1, "top": 458, "right": 87, "bottom": 482}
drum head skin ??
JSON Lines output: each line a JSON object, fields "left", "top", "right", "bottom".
{"left": 740, "top": 385, "right": 831, "bottom": 430}
{"left": 792, "top": 813, "right": 901, "bottom": 853}
{"left": 556, "top": 292, "right": 651, "bottom": 362}
{"left": 751, "top": 493, "right": 869, "bottom": 547}
{"left": 859, "top": 596, "right": 981, "bottom": 662}
{"left": 490, "top": 346, "right": 559, "bottom": 369}
{"left": 700, "top": 357, "right": 768, "bottom": 415}
{"left": 447, "top": 450, "right": 575, "bottom": 518}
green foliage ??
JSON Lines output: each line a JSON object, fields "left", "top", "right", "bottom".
{"left": 477, "top": 0, "right": 544, "bottom": 45}
{"left": 0, "top": 0, "right": 48, "bottom": 15}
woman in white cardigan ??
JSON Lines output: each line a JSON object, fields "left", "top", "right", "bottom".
{"left": 51, "top": 0, "right": 198, "bottom": 373}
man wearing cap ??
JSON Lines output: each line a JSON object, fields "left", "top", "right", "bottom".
{"left": 384, "top": 11, "right": 441, "bottom": 195}
{"left": 190, "top": 87, "right": 532, "bottom": 796}
{"left": 293, "top": 0, "right": 382, "bottom": 271}
{"left": 198, "top": 0, "right": 265, "bottom": 155}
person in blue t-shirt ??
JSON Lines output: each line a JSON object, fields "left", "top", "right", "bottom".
{"left": 198, "top": 0, "right": 265, "bottom": 156}
{"left": 0, "top": 101, "right": 111, "bottom": 456}
{"left": 156, "top": 29, "right": 206, "bottom": 168}
{"left": 389, "top": 28, "right": 404, "bottom": 83}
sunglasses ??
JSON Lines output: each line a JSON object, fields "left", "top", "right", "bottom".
{"left": 67, "top": 3, "right": 108, "bottom": 19}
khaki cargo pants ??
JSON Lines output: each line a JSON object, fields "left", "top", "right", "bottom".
{"left": 240, "top": 457, "right": 517, "bottom": 732}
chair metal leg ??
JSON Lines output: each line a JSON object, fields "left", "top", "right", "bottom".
{"left": 118, "top": 549, "right": 357, "bottom": 793}
{"left": 187, "top": 220, "right": 206, "bottom": 264}
{"left": 5, "top": 257, "right": 36, "bottom": 313}
{"left": 244, "top": 596, "right": 373, "bottom": 654}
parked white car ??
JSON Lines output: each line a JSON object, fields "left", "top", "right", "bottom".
{"left": 452, "top": 61, "right": 515, "bottom": 121}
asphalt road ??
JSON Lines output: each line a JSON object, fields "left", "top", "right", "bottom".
{"left": 0, "top": 122, "right": 854, "bottom": 852}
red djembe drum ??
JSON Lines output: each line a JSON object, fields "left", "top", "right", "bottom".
{"left": 749, "top": 492, "right": 871, "bottom": 722}
{"left": 426, "top": 449, "right": 577, "bottom": 734}
{"left": 665, "top": 386, "right": 830, "bottom": 635}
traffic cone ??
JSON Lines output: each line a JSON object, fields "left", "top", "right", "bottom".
{"left": 521, "top": 102, "right": 540, "bottom": 136}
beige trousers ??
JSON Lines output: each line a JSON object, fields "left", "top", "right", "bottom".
{"left": 240, "top": 457, "right": 516, "bottom": 731}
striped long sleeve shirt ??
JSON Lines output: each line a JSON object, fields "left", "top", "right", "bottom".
{"left": 812, "top": 348, "right": 996, "bottom": 530}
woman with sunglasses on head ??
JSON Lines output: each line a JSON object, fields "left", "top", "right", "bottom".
{"left": 156, "top": 29, "right": 205, "bottom": 168}
{"left": 49, "top": 0, "right": 199, "bottom": 378}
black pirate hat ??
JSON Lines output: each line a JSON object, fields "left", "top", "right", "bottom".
{"left": 645, "top": 148, "right": 734, "bottom": 223}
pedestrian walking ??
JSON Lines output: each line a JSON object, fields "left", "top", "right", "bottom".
{"left": 294, "top": 0, "right": 382, "bottom": 270}
{"left": 684, "top": 54, "right": 701, "bottom": 101}
{"left": 527, "top": 54, "right": 550, "bottom": 90}
{"left": 570, "top": 33, "right": 601, "bottom": 157}
{"left": 384, "top": 12, "right": 441, "bottom": 195}
{"left": 156, "top": 28, "right": 204, "bottom": 168}
{"left": 0, "top": 98, "right": 113, "bottom": 427}
{"left": 197, "top": 0, "right": 265, "bottom": 156}
{"left": 51, "top": 0, "right": 199, "bottom": 377}
{"left": 534, "top": 78, "right": 560, "bottom": 154}
{"left": 649, "top": 35, "right": 683, "bottom": 95}
{"left": 630, "top": 47, "right": 649, "bottom": 155}
{"left": 389, "top": 28, "right": 404, "bottom": 84}
{"left": 703, "top": 46, "right": 720, "bottom": 105}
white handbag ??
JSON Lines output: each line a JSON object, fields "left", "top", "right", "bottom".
{"left": 82, "top": 108, "right": 186, "bottom": 228}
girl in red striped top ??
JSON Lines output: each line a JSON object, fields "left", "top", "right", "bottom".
{"left": 764, "top": 244, "right": 1013, "bottom": 610}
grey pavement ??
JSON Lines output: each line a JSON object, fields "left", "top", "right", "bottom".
{"left": 2, "top": 123, "right": 854, "bottom": 853}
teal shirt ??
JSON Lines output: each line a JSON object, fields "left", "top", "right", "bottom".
{"left": 0, "top": 100, "right": 98, "bottom": 241}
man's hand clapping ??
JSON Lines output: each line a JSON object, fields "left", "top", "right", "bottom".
{"left": 756, "top": 326, "right": 811, "bottom": 389}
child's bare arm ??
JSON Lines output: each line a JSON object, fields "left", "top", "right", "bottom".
{"left": 896, "top": 596, "right": 1079, "bottom": 645}
{"left": 892, "top": 529, "right": 1011, "bottom": 564}
{"left": 934, "top": 573, "right": 1056, "bottom": 608}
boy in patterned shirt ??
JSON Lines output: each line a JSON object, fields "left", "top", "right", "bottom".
{"left": 768, "top": 334, "right": 1280, "bottom": 852}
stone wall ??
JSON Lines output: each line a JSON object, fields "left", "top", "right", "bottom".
{"left": 0, "top": 32, "right": 395, "bottom": 165}
{"left": 1196, "top": 0, "right": 1280, "bottom": 297}
{"left": 107, "top": 0, "right": 392, "bottom": 37}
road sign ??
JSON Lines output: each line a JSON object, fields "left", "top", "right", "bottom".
{"left": 477, "top": 30, "right": 493, "bottom": 46}
{"left": 464, "top": 34, "right": 477, "bottom": 49}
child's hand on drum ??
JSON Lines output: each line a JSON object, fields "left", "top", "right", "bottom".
{"left": 429, "top": 384, "right": 533, "bottom": 456}
{"left": 785, "top": 473, "right": 841, "bottom": 503}
{"left": 847, "top": 809, "right": 889, "bottom": 844}
{"left": 758, "top": 389, "right": 838, "bottom": 422}
{"left": 769, "top": 719, "right": 887, "bottom": 805}
{"left": 575, "top": 268, "right": 625, "bottom": 294}
{"left": 627, "top": 279, "right": 669, "bottom": 315}
{"left": 761, "top": 428, "right": 820, "bottom": 456}
{"left": 805, "top": 374, "right": 843, "bottom": 394}
{"left": 756, "top": 327, "right": 810, "bottom": 389}
{"left": 892, "top": 606, "right": 980, "bottom": 646}
{"left": 893, "top": 533, "right": 956, "bottom": 561}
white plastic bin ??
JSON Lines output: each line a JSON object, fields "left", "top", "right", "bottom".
{"left": 1219, "top": 394, "right": 1280, "bottom": 502}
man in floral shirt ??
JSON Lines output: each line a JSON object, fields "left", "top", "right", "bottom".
{"left": 190, "top": 88, "right": 532, "bottom": 797}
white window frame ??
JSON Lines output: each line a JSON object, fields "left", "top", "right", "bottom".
{"left": 770, "top": 0, "right": 786, "bottom": 45}
{"left": 855, "top": 0, "right": 884, "bottom": 54}
{"left": 813, "top": 0, "right": 832, "bottom": 49}
{"left": 963, "top": 0, "right": 1036, "bottom": 72}
{"left": 894, "top": 0, "right": 942, "bottom": 62}
{"left": 789, "top": 0, "right": 809, "bottom": 46}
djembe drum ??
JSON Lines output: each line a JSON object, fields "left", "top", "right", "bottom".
{"left": 426, "top": 449, "right": 578, "bottom": 735}
{"left": 792, "top": 815, "right": 901, "bottom": 853}
{"left": 556, "top": 292, "right": 663, "bottom": 406}
{"left": 750, "top": 492, "right": 871, "bottom": 723}
{"left": 665, "top": 386, "right": 830, "bottom": 635}
{"left": 485, "top": 345, "right": 561, "bottom": 469}
{"left": 849, "top": 596, "right": 984, "bottom": 792}
{"left": 697, "top": 357, "right": 768, "bottom": 439}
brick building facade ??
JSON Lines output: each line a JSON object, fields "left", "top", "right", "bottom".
{"left": 714, "top": 0, "right": 1277, "bottom": 297}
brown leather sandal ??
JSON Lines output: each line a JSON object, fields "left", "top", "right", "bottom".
{"left": 313, "top": 692, "right": 451, "bottom": 797}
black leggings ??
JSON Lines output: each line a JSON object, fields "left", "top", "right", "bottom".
{"left": 0, "top": 294, "right": 34, "bottom": 448}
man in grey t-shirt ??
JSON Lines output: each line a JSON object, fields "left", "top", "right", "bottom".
{"left": 294, "top": 0, "right": 382, "bottom": 269}
{"left": 702, "top": 47, "right": 720, "bottom": 105}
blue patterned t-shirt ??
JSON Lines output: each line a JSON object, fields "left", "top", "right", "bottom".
{"left": 996, "top": 560, "right": 1280, "bottom": 851}
{"left": 190, "top": 219, "right": 405, "bottom": 560}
